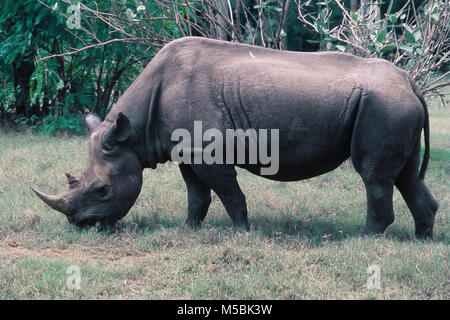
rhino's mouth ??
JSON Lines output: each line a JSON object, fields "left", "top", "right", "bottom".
{"left": 67, "top": 215, "right": 96, "bottom": 227}
{"left": 67, "top": 212, "right": 121, "bottom": 228}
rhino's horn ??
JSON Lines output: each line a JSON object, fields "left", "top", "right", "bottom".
{"left": 31, "top": 187, "right": 70, "bottom": 216}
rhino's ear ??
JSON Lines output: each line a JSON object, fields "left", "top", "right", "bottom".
{"left": 85, "top": 113, "right": 102, "bottom": 133}
{"left": 102, "top": 112, "right": 131, "bottom": 149}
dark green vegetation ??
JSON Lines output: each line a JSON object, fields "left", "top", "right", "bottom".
{"left": 0, "top": 0, "right": 157, "bottom": 133}
{"left": 0, "top": 103, "right": 448, "bottom": 299}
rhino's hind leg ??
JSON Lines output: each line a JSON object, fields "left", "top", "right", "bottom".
{"left": 350, "top": 94, "right": 410, "bottom": 236}
{"left": 395, "top": 149, "right": 438, "bottom": 239}
{"left": 362, "top": 180, "right": 395, "bottom": 235}
{"left": 179, "top": 164, "right": 212, "bottom": 228}
{"left": 352, "top": 137, "right": 404, "bottom": 235}
{"left": 189, "top": 164, "right": 250, "bottom": 230}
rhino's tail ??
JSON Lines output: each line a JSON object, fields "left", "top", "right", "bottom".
{"left": 418, "top": 93, "right": 430, "bottom": 180}
{"left": 408, "top": 77, "right": 430, "bottom": 180}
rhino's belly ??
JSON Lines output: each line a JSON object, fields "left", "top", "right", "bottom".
{"left": 237, "top": 137, "right": 351, "bottom": 182}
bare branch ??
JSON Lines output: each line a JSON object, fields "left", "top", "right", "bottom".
{"left": 42, "top": 38, "right": 150, "bottom": 60}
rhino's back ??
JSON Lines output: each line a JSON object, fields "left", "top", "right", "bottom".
{"left": 154, "top": 37, "right": 365, "bottom": 128}
{"left": 151, "top": 37, "right": 411, "bottom": 180}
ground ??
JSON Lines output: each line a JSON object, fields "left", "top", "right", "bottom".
{"left": 0, "top": 101, "right": 448, "bottom": 299}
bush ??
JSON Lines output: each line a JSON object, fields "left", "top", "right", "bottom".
{"left": 38, "top": 113, "right": 85, "bottom": 135}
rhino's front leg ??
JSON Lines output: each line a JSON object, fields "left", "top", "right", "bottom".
{"left": 189, "top": 164, "right": 250, "bottom": 231}
{"left": 179, "top": 164, "right": 212, "bottom": 228}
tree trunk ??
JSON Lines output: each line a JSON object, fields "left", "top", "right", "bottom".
{"left": 13, "top": 58, "right": 35, "bottom": 118}
{"left": 215, "top": 0, "right": 229, "bottom": 40}
{"left": 278, "top": 0, "right": 290, "bottom": 50}
{"left": 235, "top": 0, "right": 242, "bottom": 40}
{"left": 42, "top": 95, "right": 49, "bottom": 116}
{"left": 0, "top": 101, "right": 5, "bottom": 127}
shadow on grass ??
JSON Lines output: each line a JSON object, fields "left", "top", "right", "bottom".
{"left": 86, "top": 212, "right": 181, "bottom": 235}
{"left": 91, "top": 211, "right": 446, "bottom": 246}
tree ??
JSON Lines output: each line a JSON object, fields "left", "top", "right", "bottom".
{"left": 0, "top": 0, "right": 63, "bottom": 117}
{"left": 298, "top": 0, "right": 449, "bottom": 98}
{"left": 0, "top": 0, "right": 155, "bottom": 133}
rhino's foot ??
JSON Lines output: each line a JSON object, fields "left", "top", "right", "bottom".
{"left": 363, "top": 216, "right": 393, "bottom": 237}
{"left": 395, "top": 155, "right": 437, "bottom": 241}
{"left": 185, "top": 218, "right": 203, "bottom": 229}
{"left": 415, "top": 222, "right": 434, "bottom": 240}
{"left": 232, "top": 220, "right": 250, "bottom": 232}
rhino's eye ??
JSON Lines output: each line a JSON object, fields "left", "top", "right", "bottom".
{"left": 93, "top": 184, "right": 112, "bottom": 201}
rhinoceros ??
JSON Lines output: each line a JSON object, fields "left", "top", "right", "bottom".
{"left": 32, "top": 37, "right": 438, "bottom": 239}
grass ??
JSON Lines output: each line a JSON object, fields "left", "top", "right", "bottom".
{"left": 0, "top": 102, "right": 448, "bottom": 299}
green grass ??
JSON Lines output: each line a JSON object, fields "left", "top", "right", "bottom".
{"left": 0, "top": 102, "right": 448, "bottom": 299}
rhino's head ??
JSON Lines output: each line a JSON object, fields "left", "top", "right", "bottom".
{"left": 32, "top": 112, "right": 143, "bottom": 227}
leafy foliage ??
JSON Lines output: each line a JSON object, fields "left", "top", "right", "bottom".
{"left": 39, "top": 113, "right": 85, "bottom": 135}
{"left": 298, "top": 0, "right": 449, "bottom": 96}
{"left": 0, "top": 0, "right": 154, "bottom": 133}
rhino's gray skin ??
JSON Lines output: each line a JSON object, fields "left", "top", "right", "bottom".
{"left": 33, "top": 37, "right": 438, "bottom": 239}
